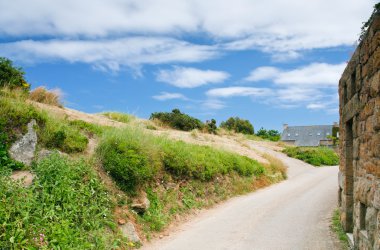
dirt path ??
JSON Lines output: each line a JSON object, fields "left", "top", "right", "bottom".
{"left": 142, "top": 145, "right": 340, "bottom": 250}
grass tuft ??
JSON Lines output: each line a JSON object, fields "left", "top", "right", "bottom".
{"left": 102, "top": 112, "right": 135, "bottom": 124}
{"left": 331, "top": 209, "right": 350, "bottom": 249}
{"left": 29, "top": 86, "right": 63, "bottom": 107}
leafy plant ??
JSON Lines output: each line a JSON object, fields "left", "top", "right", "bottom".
{"left": 0, "top": 154, "right": 119, "bottom": 249}
{"left": 220, "top": 117, "right": 254, "bottom": 135}
{"left": 359, "top": 3, "right": 380, "bottom": 42}
{"left": 0, "top": 57, "right": 29, "bottom": 90}
{"left": 150, "top": 109, "right": 204, "bottom": 131}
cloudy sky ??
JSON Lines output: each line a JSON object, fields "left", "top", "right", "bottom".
{"left": 0, "top": 0, "right": 376, "bottom": 130}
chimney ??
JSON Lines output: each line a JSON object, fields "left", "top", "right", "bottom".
{"left": 283, "top": 124, "right": 288, "bottom": 130}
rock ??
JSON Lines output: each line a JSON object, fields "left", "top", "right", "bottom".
{"left": 9, "top": 120, "right": 37, "bottom": 166}
{"left": 37, "top": 149, "right": 54, "bottom": 161}
{"left": 10, "top": 170, "right": 35, "bottom": 187}
{"left": 118, "top": 219, "right": 126, "bottom": 225}
{"left": 120, "top": 222, "right": 141, "bottom": 243}
{"left": 37, "top": 149, "right": 66, "bottom": 162}
{"left": 131, "top": 192, "right": 150, "bottom": 214}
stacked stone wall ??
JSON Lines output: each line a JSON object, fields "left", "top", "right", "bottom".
{"left": 338, "top": 12, "right": 380, "bottom": 249}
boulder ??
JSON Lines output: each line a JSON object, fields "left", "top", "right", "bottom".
{"left": 10, "top": 170, "right": 35, "bottom": 187}
{"left": 119, "top": 222, "right": 141, "bottom": 243}
{"left": 9, "top": 120, "right": 37, "bottom": 166}
{"left": 131, "top": 192, "right": 150, "bottom": 214}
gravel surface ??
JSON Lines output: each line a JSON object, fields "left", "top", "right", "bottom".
{"left": 143, "top": 143, "right": 340, "bottom": 250}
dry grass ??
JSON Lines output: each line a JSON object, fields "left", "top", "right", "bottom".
{"left": 263, "top": 153, "right": 287, "bottom": 179}
{"left": 29, "top": 86, "right": 63, "bottom": 107}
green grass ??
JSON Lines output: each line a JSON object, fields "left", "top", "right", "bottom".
{"left": 282, "top": 146, "right": 339, "bottom": 166}
{"left": 331, "top": 209, "right": 350, "bottom": 249}
{"left": 102, "top": 112, "right": 135, "bottom": 124}
{"left": 0, "top": 154, "right": 122, "bottom": 249}
{"left": 97, "top": 127, "right": 265, "bottom": 192}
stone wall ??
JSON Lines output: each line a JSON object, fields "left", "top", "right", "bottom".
{"left": 338, "top": 11, "right": 380, "bottom": 250}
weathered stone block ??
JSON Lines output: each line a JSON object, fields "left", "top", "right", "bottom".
{"left": 369, "top": 71, "right": 380, "bottom": 97}
{"left": 9, "top": 120, "right": 37, "bottom": 166}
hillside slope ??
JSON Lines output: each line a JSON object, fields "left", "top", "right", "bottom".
{"left": 1, "top": 93, "right": 287, "bottom": 249}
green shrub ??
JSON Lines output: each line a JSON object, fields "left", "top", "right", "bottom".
{"left": 282, "top": 146, "right": 339, "bottom": 166}
{"left": 220, "top": 117, "right": 254, "bottom": 135}
{"left": 96, "top": 128, "right": 161, "bottom": 193}
{"left": 0, "top": 57, "right": 29, "bottom": 90}
{"left": 150, "top": 109, "right": 204, "bottom": 131}
{"left": 39, "top": 119, "right": 89, "bottom": 153}
{"left": 0, "top": 154, "right": 118, "bottom": 249}
{"left": 0, "top": 133, "right": 23, "bottom": 171}
{"left": 256, "top": 128, "right": 281, "bottom": 141}
{"left": 206, "top": 119, "right": 217, "bottom": 134}
{"left": 102, "top": 112, "right": 134, "bottom": 124}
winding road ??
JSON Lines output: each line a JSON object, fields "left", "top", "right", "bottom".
{"left": 143, "top": 143, "right": 340, "bottom": 250}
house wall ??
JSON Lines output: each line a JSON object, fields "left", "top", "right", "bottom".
{"left": 338, "top": 12, "right": 380, "bottom": 249}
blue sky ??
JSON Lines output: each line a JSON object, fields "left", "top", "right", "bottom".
{"left": 0, "top": 0, "right": 376, "bottom": 131}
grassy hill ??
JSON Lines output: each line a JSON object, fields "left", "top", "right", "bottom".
{"left": 0, "top": 87, "right": 286, "bottom": 249}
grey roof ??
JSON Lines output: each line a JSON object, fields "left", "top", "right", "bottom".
{"left": 281, "top": 125, "right": 333, "bottom": 147}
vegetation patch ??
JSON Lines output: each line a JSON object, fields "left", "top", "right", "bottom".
{"left": 282, "top": 146, "right": 339, "bottom": 166}
{"left": 102, "top": 112, "right": 135, "bottom": 124}
{"left": 0, "top": 91, "right": 88, "bottom": 154}
{"left": 220, "top": 117, "right": 254, "bottom": 135}
{"left": 256, "top": 128, "right": 281, "bottom": 141}
{"left": 331, "top": 209, "right": 350, "bottom": 249}
{"left": 150, "top": 109, "right": 204, "bottom": 131}
{"left": 0, "top": 154, "right": 121, "bottom": 249}
{"left": 29, "top": 86, "right": 63, "bottom": 107}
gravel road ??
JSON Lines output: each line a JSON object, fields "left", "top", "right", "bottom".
{"left": 142, "top": 143, "right": 340, "bottom": 250}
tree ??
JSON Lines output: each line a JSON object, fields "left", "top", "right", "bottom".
{"left": 0, "top": 57, "right": 29, "bottom": 89}
{"left": 220, "top": 117, "right": 254, "bottom": 135}
{"left": 256, "top": 127, "right": 280, "bottom": 141}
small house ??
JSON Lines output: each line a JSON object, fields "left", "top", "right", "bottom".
{"left": 280, "top": 123, "right": 338, "bottom": 147}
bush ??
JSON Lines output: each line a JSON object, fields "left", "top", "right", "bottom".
{"left": 96, "top": 128, "right": 161, "bottom": 193}
{"left": 29, "top": 86, "right": 63, "bottom": 107}
{"left": 220, "top": 117, "right": 254, "bottom": 135}
{"left": 282, "top": 146, "right": 339, "bottom": 166}
{"left": 150, "top": 109, "right": 204, "bottom": 131}
{"left": 0, "top": 57, "right": 29, "bottom": 90}
{"left": 0, "top": 154, "right": 118, "bottom": 249}
{"left": 256, "top": 128, "right": 281, "bottom": 141}
{"left": 206, "top": 119, "right": 217, "bottom": 134}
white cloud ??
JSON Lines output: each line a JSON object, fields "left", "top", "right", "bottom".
{"left": 152, "top": 92, "right": 188, "bottom": 101}
{"left": 244, "top": 67, "right": 280, "bottom": 82}
{"left": 274, "top": 63, "right": 346, "bottom": 86}
{"left": 0, "top": 38, "right": 218, "bottom": 71}
{"left": 246, "top": 63, "right": 346, "bottom": 87}
{"left": 307, "top": 103, "right": 327, "bottom": 110}
{"left": 206, "top": 87, "right": 272, "bottom": 98}
{"left": 202, "top": 99, "right": 226, "bottom": 110}
{"left": 0, "top": 0, "right": 373, "bottom": 52}
{"left": 156, "top": 67, "right": 229, "bottom": 88}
